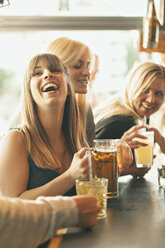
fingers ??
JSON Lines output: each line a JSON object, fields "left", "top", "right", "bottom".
{"left": 119, "top": 163, "right": 150, "bottom": 177}
{"left": 73, "top": 195, "right": 100, "bottom": 228}
{"left": 76, "top": 147, "right": 93, "bottom": 159}
{"left": 122, "top": 125, "right": 148, "bottom": 140}
{"left": 117, "top": 142, "right": 133, "bottom": 169}
{"left": 127, "top": 125, "right": 148, "bottom": 134}
{"left": 73, "top": 148, "right": 94, "bottom": 180}
{"left": 122, "top": 125, "right": 150, "bottom": 149}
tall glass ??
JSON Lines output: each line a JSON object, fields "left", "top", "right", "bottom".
{"left": 134, "top": 131, "right": 154, "bottom": 168}
{"left": 92, "top": 139, "right": 118, "bottom": 198}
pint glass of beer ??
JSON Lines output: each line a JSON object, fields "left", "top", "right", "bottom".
{"left": 92, "top": 139, "right": 119, "bottom": 198}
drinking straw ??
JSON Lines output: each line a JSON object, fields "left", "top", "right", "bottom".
{"left": 143, "top": 115, "right": 148, "bottom": 131}
{"left": 86, "top": 150, "right": 93, "bottom": 181}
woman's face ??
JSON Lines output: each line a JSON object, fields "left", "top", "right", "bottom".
{"left": 68, "top": 49, "right": 91, "bottom": 94}
{"left": 30, "top": 59, "right": 68, "bottom": 108}
{"left": 133, "top": 77, "right": 165, "bottom": 118}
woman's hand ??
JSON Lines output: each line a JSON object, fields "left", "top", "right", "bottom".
{"left": 68, "top": 147, "right": 93, "bottom": 181}
{"left": 116, "top": 140, "right": 133, "bottom": 173}
{"left": 119, "top": 162, "right": 150, "bottom": 177}
{"left": 121, "top": 125, "right": 149, "bottom": 149}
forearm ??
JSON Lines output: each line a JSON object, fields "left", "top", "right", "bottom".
{"left": 0, "top": 196, "right": 78, "bottom": 248}
{"left": 156, "top": 135, "right": 165, "bottom": 154}
{"left": 19, "top": 170, "right": 75, "bottom": 200}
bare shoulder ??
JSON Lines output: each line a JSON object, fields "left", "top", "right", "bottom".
{"left": 3, "top": 129, "right": 25, "bottom": 144}
{"left": 0, "top": 129, "right": 29, "bottom": 197}
{"left": 0, "top": 129, "right": 27, "bottom": 155}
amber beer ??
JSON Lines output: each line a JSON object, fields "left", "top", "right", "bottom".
{"left": 93, "top": 149, "right": 118, "bottom": 198}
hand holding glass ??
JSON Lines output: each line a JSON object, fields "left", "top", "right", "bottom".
{"left": 134, "top": 131, "right": 154, "bottom": 168}
{"left": 76, "top": 178, "right": 108, "bottom": 219}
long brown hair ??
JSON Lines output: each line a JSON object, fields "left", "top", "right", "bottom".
{"left": 22, "top": 53, "right": 88, "bottom": 170}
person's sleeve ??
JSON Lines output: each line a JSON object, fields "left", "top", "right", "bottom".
{"left": 95, "top": 115, "right": 135, "bottom": 139}
{"left": 0, "top": 196, "right": 78, "bottom": 248}
{"left": 37, "top": 196, "right": 78, "bottom": 237}
{"left": 95, "top": 118, "right": 123, "bottom": 139}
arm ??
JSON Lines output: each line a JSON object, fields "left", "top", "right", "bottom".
{"left": 148, "top": 127, "right": 165, "bottom": 153}
{"left": 0, "top": 130, "right": 91, "bottom": 199}
{"left": 0, "top": 195, "right": 99, "bottom": 248}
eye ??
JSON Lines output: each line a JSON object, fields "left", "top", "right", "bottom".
{"left": 32, "top": 70, "right": 42, "bottom": 77}
{"left": 73, "top": 61, "right": 82, "bottom": 69}
{"left": 155, "top": 91, "right": 164, "bottom": 97}
{"left": 50, "top": 65, "right": 62, "bottom": 73}
{"left": 51, "top": 68, "right": 62, "bottom": 73}
{"left": 73, "top": 64, "right": 81, "bottom": 69}
{"left": 143, "top": 88, "right": 150, "bottom": 94}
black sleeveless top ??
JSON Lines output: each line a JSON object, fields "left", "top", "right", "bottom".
{"left": 11, "top": 128, "right": 76, "bottom": 196}
{"left": 27, "top": 155, "right": 76, "bottom": 196}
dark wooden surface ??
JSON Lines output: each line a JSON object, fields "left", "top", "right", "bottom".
{"left": 60, "top": 166, "right": 165, "bottom": 248}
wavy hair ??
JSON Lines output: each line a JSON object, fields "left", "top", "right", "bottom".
{"left": 22, "top": 53, "right": 87, "bottom": 170}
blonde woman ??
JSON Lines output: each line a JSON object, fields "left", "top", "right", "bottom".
{"left": 94, "top": 62, "right": 165, "bottom": 177}
{"left": 0, "top": 53, "right": 133, "bottom": 199}
{"left": 47, "top": 37, "right": 95, "bottom": 147}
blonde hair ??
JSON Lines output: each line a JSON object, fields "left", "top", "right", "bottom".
{"left": 94, "top": 62, "right": 165, "bottom": 124}
{"left": 22, "top": 53, "right": 87, "bottom": 170}
{"left": 47, "top": 37, "right": 92, "bottom": 131}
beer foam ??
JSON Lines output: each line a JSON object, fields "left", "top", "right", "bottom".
{"left": 95, "top": 148, "right": 116, "bottom": 153}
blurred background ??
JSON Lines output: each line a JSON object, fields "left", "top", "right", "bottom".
{"left": 0, "top": 0, "right": 164, "bottom": 134}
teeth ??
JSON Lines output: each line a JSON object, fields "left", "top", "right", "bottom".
{"left": 142, "top": 104, "right": 153, "bottom": 109}
{"left": 78, "top": 81, "right": 87, "bottom": 85}
{"left": 42, "top": 83, "right": 58, "bottom": 92}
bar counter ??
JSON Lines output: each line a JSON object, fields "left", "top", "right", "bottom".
{"left": 60, "top": 166, "right": 165, "bottom": 248}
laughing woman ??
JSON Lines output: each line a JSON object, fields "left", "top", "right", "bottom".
{"left": 0, "top": 53, "right": 91, "bottom": 199}
{"left": 0, "top": 53, "right": 133, "bottom": 199}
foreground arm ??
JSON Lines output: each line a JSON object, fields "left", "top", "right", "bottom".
{"left": 0, "top": 195, "right": 99, "bottom": 248}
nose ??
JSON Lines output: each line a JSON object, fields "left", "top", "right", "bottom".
{"left": 43, "top": 70, "right": 53, "bottom": 80}
{"left": 82, "top": 66, "right": 90, "bottom": 77}
{"left": 146, "top": 91, "right": 155, "bottom": 104}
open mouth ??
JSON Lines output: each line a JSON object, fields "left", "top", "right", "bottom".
{"left": 78, "top": 81, "right": 88, "bottom": 86}
{"left": 41, "top": 83, "right": 59, "bottom": 92}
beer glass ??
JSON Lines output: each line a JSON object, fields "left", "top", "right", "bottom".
{"left": 134, "top": 131, "right": 154, "bottom": 168}
{"left": 76, "top": 178, "right": 108, "bottom": 219}
{"left": 92, "top": 139, "right": 119, "bottom": 198}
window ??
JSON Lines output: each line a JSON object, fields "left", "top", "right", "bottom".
{"left": 0, "top": 0, "right": 155, "bottom": 134}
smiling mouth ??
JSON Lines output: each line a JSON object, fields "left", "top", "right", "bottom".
{"left": 42, "top": 83, "right": 59, "bottom": 92}
{"left": 142, "top": 104, "right": 155, "bottom": 110}
{"left": 78, "top": 81, "right": 88, "bottom": 86}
